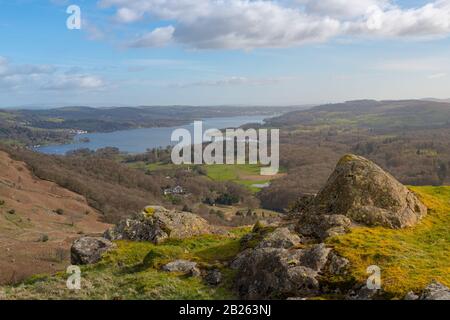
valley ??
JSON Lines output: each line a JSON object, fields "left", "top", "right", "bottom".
{"left": 1, "top": 99, "right": 450, "bottom": 300}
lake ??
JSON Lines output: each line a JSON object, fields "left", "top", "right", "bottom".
{"left": 36, "top": 115, "right": 271, "bottom": 155}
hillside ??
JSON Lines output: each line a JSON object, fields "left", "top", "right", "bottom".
{"left": 259, "top": 100, "right": 450, "bottom": 211}
{"left": 1, "top": 156, "right": 449, "bottom": 300}
{"left": 267, "top": 100, "right": 450, "bottom": 130}
{"left": 0, "top": 151, "right": 110, "bottom": 284}
{"left": 1, "top": 188, "right": 448, "bottom": 300}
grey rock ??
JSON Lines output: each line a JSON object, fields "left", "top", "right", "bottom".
{"left": 327, "top": 251, "right": 350, "bottom": 275}
{"left": 289, "top": 194, "right": 316, "bottom": 214}
{"left": 204, "top": 269, "right": 223, "bottom": 285}
{"left": 419, "top": 281, "right": 450, "bottom": 300}
{"left": 347, "top": 285, "right": 381, "bottom": 300}
{"left": 404, "top": 291, "right": 419, "bottom": 300}
{"left": 297, "top": 154, "right": 427, "bottom": 239}
{"left": 233, "top": 245, "right": 329, "bottom": 299}
{"left": 257, "top": 227, "right": 302, "bottom": 249}
{"left": 71, "top": 237, "right": 116, "bottom": 265}
{"left": 104, "top": 206, "right": 214, "bottom": 244}
{"left": 162, "top": 260, "right": 201, "bottom": 277}
{"left": 297, "top": 213, "right": 352, "bottom": 240}
{"left": 298, "top": 243, "right": 331, "bottom": 272}
{"left": 230, "top": 249, "right": 252, "bottom": 270}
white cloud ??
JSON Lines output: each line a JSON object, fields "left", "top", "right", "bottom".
{"left": 101, "top": 0, "right": 341, "bottom": 49}
{"left": 129, "top": 26, "right": 175, "bottom": 47}
{"left": 116, "top": 7, "right": 143, "bottom": 23}
{"left": 346, "top": 1, "right": 450, "bottom": 39}
{"left": 0, "top": 57, "right": 105, "bottom": 91}
{"left": 41, "top": 75, "right": 105, "bottom": 90}
{"left": 98, "top": 0, "right": 450, "bottom": 50}
{"left": 296, "top": 0, "right": 391, "bottom": 18}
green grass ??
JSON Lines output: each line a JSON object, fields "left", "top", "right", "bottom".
{"left": 4, "top": 186, "right": 448, "bottom": 300}
{"left": 1, "top": 228, "right": 250, "bottom": 300}
{"left": 205, "top": 164, "right": 274, "bottom": 193}
{"left": 135, "top": 161, "right": 279, "bottom": 192}
{"left": 328, "top": 186, "right": 450, "bottom": 298}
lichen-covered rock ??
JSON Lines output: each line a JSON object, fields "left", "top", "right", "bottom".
{"left": 404, "top": 291, "right": 419, "bottom": 300}
{"left": 419, "top": 281, "right": 450, "bottom": 300}
{"left": 233, "top": 247, "right": 321, "bottom": 299}
{"left": 326, "top": 251, "right": 350, "bottom": 276}
{"left": 256, "top": 227, "right": 302, "bottom": 249}
{"left": 204, "top": 269, "right": 223, "bottom": 285}
{"left": 346, "top": 285, "right": 382, "bottom": 300}
{"left": 288, "top": 194, "right": 316, "bottom": 214}
{"left": 104, "top": 206, "right": 215, "bottom": 244}
{"left": 297, "top": 154, "right": 427, "bottom": 238}
{"left": 71, "top": 237, "right": 116, "bottom": 265}
{"left": 298, "top": 244, "right": 331, "bottom": 271}
{"left": 162, "top": 260, "right": 201, "bottom": 277}
{"left": 233, "top": 243, "right": 333, "bottom": 299}
{"left": 297, "top": 213, "right": 352, "bottom": 240}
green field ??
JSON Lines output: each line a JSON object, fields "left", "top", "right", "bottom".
{"left": 135, "top": 162, "right": 280, "bottom": 193}
{"left": 204, "top": 164, "right": 272, "bottom": 192}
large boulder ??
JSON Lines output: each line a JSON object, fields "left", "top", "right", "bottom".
{"left": 232, "top": 243, "right": 331, "bottom": 299}
{"left": 297, "top": 154, "right": 427, "bottom": 238}
{"left": 71, "top": 237, "right": 116, "bottom": 265}
{"left": 104, "top": 206, "right": 215, "bottom": 244}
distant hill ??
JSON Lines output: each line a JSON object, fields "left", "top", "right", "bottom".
{"left": 267, "top": 99, "right": 450, "bottom": 131}
{"left": 258, "top": 99, "right": 450, "bottom": 211}
{"left": 421, "top": 98, "right": 450, "bottom": 103}
{"left": 0, "top": 105, "right": 303, "bottom": 146}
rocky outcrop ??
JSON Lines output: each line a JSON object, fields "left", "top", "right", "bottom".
{"left": 233, "top": 248, "right": 319, "bottom": 299}
{"left": 71, "top": 237, "right": 116, "bottom": 265}
{"left": 162, "top": 260, "right": 201, "bottom": 277}
{"left": 326, "top": 251, "right": 350, "bottom": 276}
{"left": 232, "top": 240, "right": 332, "bottom": 299}
{"left": 404, "top": 281, "right": 450, "bottom": 300}
{"left": 104, "top": 206, "right": 215, "bottom": 244}
{"left": 297, "top": 214, "right": 352, "bottom": 240}
{"left": 256, "top": 227, "right": 302, "bottom": 249}
{"left": 346, "top": 285, "right": 383, "bottom": 300}
{"left": 419, "top": 282, "right": 450, "bottom": 300}
{"left": 297, "top": 154, "right": 427, "bottom": 239}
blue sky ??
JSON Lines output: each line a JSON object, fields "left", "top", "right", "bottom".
{"left": 1, "top": 0, "right": 450, "bottom": 107}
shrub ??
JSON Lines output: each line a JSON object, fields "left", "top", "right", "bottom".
{"left": 39, "top": 234, "right": 49, "bottom": 242}
{"left": 55, "top": 208, "right": 64, "bottom": 215}
{"left": 0, "top": 200, "right": 5, "bottom": 206}
{"left": 8, "top": 209, "right": 15, "bottom": 215}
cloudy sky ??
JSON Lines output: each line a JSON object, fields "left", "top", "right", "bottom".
{"left": 1, "top": 0, "right": 450, "bottom": 107}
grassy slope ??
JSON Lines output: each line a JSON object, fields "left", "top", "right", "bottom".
{"left": 1, "top": 187, "right": 448, "bottom": 300}
{"left": 1, "top": 228, "right": 250, "bottom": 300}
{"left": 328, "top": 186, "right": 450, "bottom": 298}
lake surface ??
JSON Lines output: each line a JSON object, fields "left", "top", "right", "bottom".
{"left": 36, "top": 115, "right": 270, "bottom": 155}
